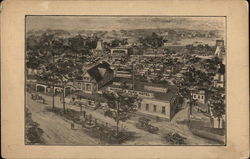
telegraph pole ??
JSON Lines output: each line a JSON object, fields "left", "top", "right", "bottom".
{"left": 132, "top": 62, "right": 135, "bottom": 90}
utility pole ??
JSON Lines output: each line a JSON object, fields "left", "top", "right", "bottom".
{"left": 62, "top": 84, "right": 66, "bottom": 113}
{"left": 190, "top": 90, "right": 193, "bottom": 115}
{"left": 132, "top": 62, "right": 135, "bottom": 90}
{"left": 52, "top": 53, "right": 55, "bottom": 110}
{"left": 187, "top": 89, "right": 193, "bottom": 127}
{"left": 115, "top": 99, "right": 120, "bottom": 137}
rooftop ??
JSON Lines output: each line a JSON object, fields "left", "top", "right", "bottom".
{"left": 109, "top": 77, "right": 178, "bottom": 101}
{"left": 84, "top": 61, "right": 114, "bottom": 82}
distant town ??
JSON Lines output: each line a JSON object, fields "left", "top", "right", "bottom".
{"left": 26, "top": 17, "right": 226, "bottom": 145}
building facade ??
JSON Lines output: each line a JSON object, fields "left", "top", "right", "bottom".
{"left": 192, "top": 90, "right": 206, "bottom": 104}
{"left": 73, "top": 61, "right": 114, "bottom": 94}
{"left": 213, "top": 73, "right": 225, "bottom": 89}
{"left": 106, "top": 77, "right": 179, "bottom": 120}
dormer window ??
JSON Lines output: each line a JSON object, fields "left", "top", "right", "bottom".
{"left": 83, "top": 77, "right": 89, "bottom": 81}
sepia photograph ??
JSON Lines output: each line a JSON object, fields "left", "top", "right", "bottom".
{"left": 25, "top": 16, "right": 226, "bottom": 146}
{"left": 1, "top": 0, "right": 248, "bottom": 158}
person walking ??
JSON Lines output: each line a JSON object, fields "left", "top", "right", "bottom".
{"left": 71, "top": 122, "right": 75, "bottom": 130}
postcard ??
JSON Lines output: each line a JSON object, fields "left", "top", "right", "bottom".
{"left": 1, "top": 0, "right": 249, "bottom": 158}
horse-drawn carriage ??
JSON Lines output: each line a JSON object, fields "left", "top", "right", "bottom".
{"left": 31, "top": 93, "right": 45, "bottom": 104}
{"left": 136, "top": 117, "right": 159, "bottom": 134}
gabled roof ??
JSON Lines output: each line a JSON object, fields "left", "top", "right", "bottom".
{"left": 86, "top": 61, "right": 114, "bottom": 82}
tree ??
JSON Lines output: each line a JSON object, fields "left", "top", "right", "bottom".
{"left": 35, "top": 63, "right": 59, "bottom": 109}
{"left": 68, "top": 34, "right": 95, "bottom": 61}
{"left": 209, "top": 92, "right": 225, "bottom": 128}
{"left": 139, "top": 32, "right": 165, "bottom": 55}
{"left": 27, "top": 32, "right": 87, "bottom": 111}
{"left": 27, "top": 33, "right": 62, "bottom": 109}
{"left": 210, "top": 100, "right": 225, "bottom": 117}
{"left": 53, "top": 57, "right": 78, "bottom": 113}
{"left": 109, "top": 39, "right": 121, "bottom": 47}
{"left": 103, "top": 91, "right": 137, "bottom": 136}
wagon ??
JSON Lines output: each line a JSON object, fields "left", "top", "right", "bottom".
{"left": 31, "top": 93, "right": 45, "bottom": 104}
{"left": 136, "top": 117, "right": 159, "bottom": 134}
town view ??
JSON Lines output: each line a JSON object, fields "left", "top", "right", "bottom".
{"left": 26, "top": 16, "right": 226, "bottom": 145}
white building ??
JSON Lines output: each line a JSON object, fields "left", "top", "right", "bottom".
{"left": 192, "top": 90, "right": 206, "bottom": 104}
{"left": 106, "top": 77, "right": 179, "bottom": 121}
{"left": 214, "top": 73, "right": 225, "bottom": 88}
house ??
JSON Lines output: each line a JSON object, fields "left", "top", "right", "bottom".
{"left": 213, "top": 72, "right": 225, "bottom": 88}
{"left": 192, "top": 90, "right": 206, "bottom": 104}
{"left": 74, "top": 61, "right": 114, "bottom": 94}
{"left": 106, "top": 77, "right": 179, "bottom": 121}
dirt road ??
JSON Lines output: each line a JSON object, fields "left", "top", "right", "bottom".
{"left": 27, "top": 94, "right": 99, "bottom": 145}
{"left": 27, "top": 93, "right": 220, "bottom": 145}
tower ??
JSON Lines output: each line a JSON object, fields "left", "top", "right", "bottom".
{"left": 214, "top": 40, "right": 224, "bottom": 57}
{"left": 96, "top": 40, "right": 103, "bottom": 50}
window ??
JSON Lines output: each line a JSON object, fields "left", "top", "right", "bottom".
{"left": 86, "top": 84, "right": 91, "bottom": 91}
{"left": 201, "top": 95, "right": 203, "bottom": 99}
{"left": 153, "top": 105, "right": 157, "bottom": 112}
{"left": 194, "top": 95, "right": 196, "bottom": 98}
{"left": 138, "top": 103, "right": 141, "bottom": 109}
{"left": 146, "top": 104, "right": 149, "bottom": 111}
{"left": 84, "top": 77, "right": 89, "bottom": 81}
{"left": 198, "top": 95, "right": 200, "bottom": 99}
{"left": 162, "top": 106, "right": 166, "bottom": 114}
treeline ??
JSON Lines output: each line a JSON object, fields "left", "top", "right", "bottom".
{"left": 185, "top": 44, "right": 216, "bottom": 55}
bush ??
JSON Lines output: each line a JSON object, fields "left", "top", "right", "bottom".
{"left": 84, "top": 125, "right": 133, "bottom": 144}
{"left": 46, "top": 107, "right": 81, "bottom": 123}
{"left": 25, "top": 108, "right": 44, "bottom": 144}
{"left": 26, "top": 126, "right": 44, "bottom": 144}
{"left": 165, "top": 132, "right": 186, "bottom": 145}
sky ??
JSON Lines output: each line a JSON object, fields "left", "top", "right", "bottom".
{"left": 26, "top": 16, "right": 225, "bottom": 32}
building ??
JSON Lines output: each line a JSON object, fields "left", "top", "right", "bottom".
{"left": 114, "top": 68, "right": 133, "bottom": 78}
{"left": 110, "top": 46, "right": 132, "bottom": 60}
{"left": 106, "top": 77, "right": 179, "bottom": 121}
{"left": 213, "top": 62, "right": 225, "bottom": 89}
{"left": 214, "top": 40, "right": 226, "bottom": 64}
{"left": 74, "top": 61, "right": 114, "bottom": 94}
{"left": 192, "top": 90, "right": 206, "bottom": 104}
{"left": 91, "top": 40, "right": 104, "bottom": 55}
{"left": 96, "top": 40, "right": 103, "bottom": 51}
{"left": 213, "top": 73, "right": 225, "bottom": 88}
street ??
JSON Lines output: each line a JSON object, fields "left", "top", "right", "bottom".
{"left": 26, "top": 92, "right": 219, "bottom": 145}
{"left": 26, "top": 93, "right": 99, "bottom": 145}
